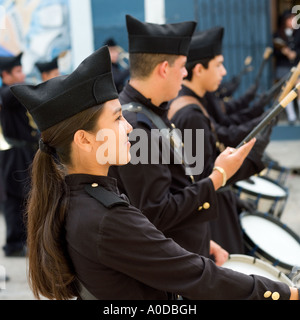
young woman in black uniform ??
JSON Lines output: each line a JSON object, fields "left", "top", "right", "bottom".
{"left": 11, "top": 46, "right": 298, "bottom": 300}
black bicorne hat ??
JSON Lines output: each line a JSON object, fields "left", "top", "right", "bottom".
{"left": 35, "top": 56, "right": 59, "bottom": 73}
{"left": 126, "top": 15, "right": 197, "bottom": 56}
{"left": 0, "top": 52, "right": 23, "bottom": 72}
{"left": 11, "top": 46, "right": 118, "bottom": 132}
{"left": 187, "top": 26, "right": 224, "bottom": 64}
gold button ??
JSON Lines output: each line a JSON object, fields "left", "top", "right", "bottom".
{"left": 198, "top": 206, "right": 203, "bottom": 211}
{"left": 203, "top": 202, "right": 210, "bottom": 210}
{"left": 272, "top": 292, "right": 280, "bottom": 300}
{"left": 171, "top": 123, "right": 176, "bottom": 129}
{"left": 91, "top": 183, "right": 98, "bottom": 188}
{"left": 264, "top": 291, "right": 272, "bottom": 298}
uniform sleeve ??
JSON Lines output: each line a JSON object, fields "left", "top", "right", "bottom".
{"left": 172, "top": 106, "right": 216, "bottom": 180}
{"left": 214, "top": 116, "right": 261, "bottom": 147}
{"left": 98, "top": 205, "right": 291, "bottom": 300}
{"left": 224, "top": 85, "right": 256, "bottom": 116}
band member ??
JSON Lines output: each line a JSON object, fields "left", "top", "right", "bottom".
{"left": 273, "top": 10, "right": 300, "bottom": 124}
{"left": 36, "top": 56, "right": 60, "bottom": 82}
{"left": 0, "top": 53, "right": 39, "bottom": 257}
{"left": 11, "top": 45, "right": 298, "bottom": 300}
{"left": 168, "top": 27, "right": 273, "bottom": 253}
{"left": 104, "top": 38, "right": 130, "bottom": 92}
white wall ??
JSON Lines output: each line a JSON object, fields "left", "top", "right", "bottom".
{"left": 144, "top": 0, "right": 165, "bottom": 24}
{"left": 69, "top": 0, "right": 94, "bottom": 69}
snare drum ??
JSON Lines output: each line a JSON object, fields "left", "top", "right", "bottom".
{"left": 240, "top": 211, "right": 300, "bottom": 273}
{"left": 222, "top": 254, "right": 293, "bottom": 286}
{"left": 233, "top": 176, "right": 288, "bottom": 217}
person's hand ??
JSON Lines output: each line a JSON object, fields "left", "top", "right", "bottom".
{"left": 210, "top": 138, "right": 256, "bottom": 190}
{"left": 210, "top": 240, "right": 229, "bottom": 266}
{"left": 282, "top": 47, "right": 297, "bottom": 61}
{"left": 289, "top": 287, "right": 299, "bottom": 300}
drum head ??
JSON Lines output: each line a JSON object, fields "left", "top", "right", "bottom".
{"left": 222, "top": 254, "right": 293, "bottom": 286}
{"left": 235, "top": 176, "right": 286, "bottom": 199}
{"left": 240, "top": 212, "right": 300, "bottom": 270}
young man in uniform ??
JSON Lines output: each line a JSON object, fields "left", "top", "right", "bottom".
{"left": 0, "top": 53, "right": 39, "bottom": 256}
{"left": 168, "top": 27, "right": 273, "bottom": 253}
{"left": 109, "top": 15, "right": 256, "bottom": 264}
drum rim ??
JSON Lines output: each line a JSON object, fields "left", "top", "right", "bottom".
{"left": 240, "top": 211, "right": 300, "bottom": 270}
{"left": 223, "top": 254, "right": 293, "bottom": 285}
{"left": 234, "top": 176, "right": 287, "bottom": 200}
{"left": 263, "top": 159, "right": 290, "bottom": 172}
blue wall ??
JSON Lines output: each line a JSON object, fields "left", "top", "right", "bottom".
{"left": 91, "top": 0, "right": 144, "bottom": 51}
{"left": 165, "top": 0, "right": 273, "bottom": 97}
{"left": 91, "top": 0, "right": 273, "bottom": 97}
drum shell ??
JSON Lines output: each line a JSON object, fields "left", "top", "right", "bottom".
{"left": 261, "top": 158, "right": 290, "bottom": 187}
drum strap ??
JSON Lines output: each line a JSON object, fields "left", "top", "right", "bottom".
{"left": 169, "top": 95, "right": 225, "bottom": 152}
{"left": 122, "top": 102, "right": 195, "bottom": 182}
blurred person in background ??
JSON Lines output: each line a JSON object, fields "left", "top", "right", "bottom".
{"left": 104, "top": 38, "right": 130, "bottom": 93}
{"left": 36, "top": 56, "right": 60, "bottom": 82}
{"left": 273, "top": 9, "right": 300, "bottom": 125}
{"left": 0, "top": 53, "right": 39, "bottom": 257}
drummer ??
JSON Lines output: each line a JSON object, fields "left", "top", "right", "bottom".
{"left": 10, "top": 45, "right": 299, "bottom": 300}
{"left": 168, "top": 27, "right": 273, "bottom": 253}
{"left": 109, "top": 15, "right": 232, "bottom": 266}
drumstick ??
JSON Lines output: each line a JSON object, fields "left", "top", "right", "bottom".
{"left": 277, "top": 61, "right": 300, "bottom": 103}
{"left": 236, "top": 82, "right": 300, "bottom": 148}
{"left": 254, "top": 47, "right": 273, "bottom": 86}
{"left": 263, "top": 70, "right": 292, "bottom": 100}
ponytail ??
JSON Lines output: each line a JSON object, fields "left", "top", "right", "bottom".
{"left": 26, "top": 105, "right": 104, "bottom": 300}
{"left": 27, "top": 150, "right": 76, "bottom": 300}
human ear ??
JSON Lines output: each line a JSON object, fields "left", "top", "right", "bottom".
{"left": 194, "top": 63, "right": 205, "bottom": 75}
{"left": 157, "top": 60, "right": 169, "bottom": 79}
{"left": 73, "top": 130, "right": 94, "bottom": 153}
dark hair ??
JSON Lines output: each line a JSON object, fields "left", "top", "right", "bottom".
{"left": 129, "top": 53, "right": 178, "bottom": 79}
{"left": 184, "top": 57, "right": 213, "bottom": 81}
{"left": 27, "top": 104, "right": 104, "bottom": 300}
{"left": 0, "top": 66, "right": 15, "bottom": 78}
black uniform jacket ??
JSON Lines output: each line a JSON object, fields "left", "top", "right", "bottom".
{"left": 0, "top": 84, "right": 39, "bottom": 196}
{"left": 171, "top": 86, "right": 265, "bottom": 184}
{"left": 109, "top": 83, "right": 219, "bottom": 258}
{"left": 65, "top": 173, "right": 291, "bottom": 300}
{"left": 198, "top": 93, "right": 263, "bottom": 148}
{"left": 206, "top": 91, "right": 264, "bottom": 126}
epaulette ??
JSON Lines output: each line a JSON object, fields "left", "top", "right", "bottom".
{"left": 85, "top": 184, "right": 129, "bottom": 209}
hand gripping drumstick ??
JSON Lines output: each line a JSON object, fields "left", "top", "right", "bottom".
{"left": 277, "top": 61, "right": 300, "bottom": 103}
{"left": 236, "top": 82, "right": 300, "bottom": 149}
